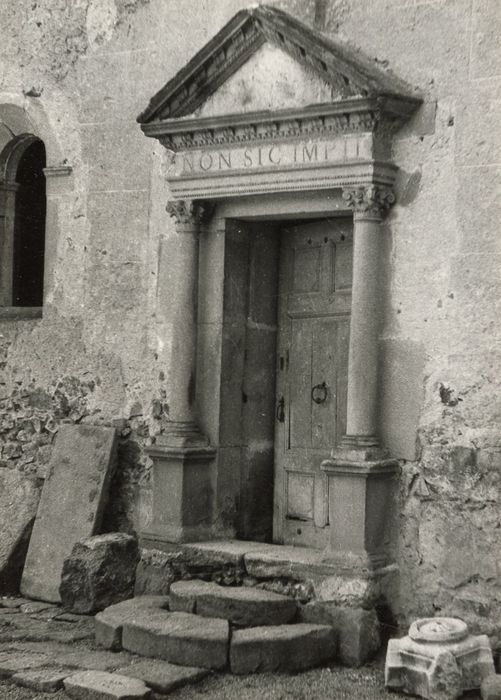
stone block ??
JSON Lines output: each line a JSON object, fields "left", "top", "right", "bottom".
{"left": 482, "top": 675, "right": 501, "bottom": 700}
{"left": 230, "top": 623, "right": 336, "bottom": 674}
{"left": 60, "top": 533, "right": 140, "bottom": 614}
{"left": 170, "top": 579, "right": 297, "bottom": 626}
{"left": 115, "top": 659, "right": 209, "bottom": 694}
{"left": 298, "top": 602, "right": 380, "bottom": 666}
{"left": 12, "top": 666, "right": 74, "bottom": 692}
{"left": 0, "top": 469, "right": 42, "bottom": 593}
{"left": 21, "top": 425, "right": 117, "bottom": 603}
{"left": 94, "top": 595, "right": 169, "bottom": 651}
{"left": 121, "top": 610, "right": 229, "bottom": 669}
{"left": 64, "top": 670, "right": 151, "bottom": 699}
{"left": 385, "top": 618, "right": 495, "bottom": 699}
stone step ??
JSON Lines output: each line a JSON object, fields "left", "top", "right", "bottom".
{"left": 95, "top": 595, "right": 169, "bottom": 651}
{"left": 170, "top": 580, "right": 297, "bottom": 626}
{"left": 230, "top": 623, "right": 337, "bottom": 674}
{"left": 121, "top": 608, "right": 229, "bottom": 670}
{"left": 95, "top": 594, "right": 337, "bottom": 675}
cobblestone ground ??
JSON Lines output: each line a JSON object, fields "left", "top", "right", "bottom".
{"left": 0, "top": 598, "right": 485, "bottom": 699}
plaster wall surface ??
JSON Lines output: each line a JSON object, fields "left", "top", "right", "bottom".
{"left": 0, "top": 0, "right": 500, "bottom": 644}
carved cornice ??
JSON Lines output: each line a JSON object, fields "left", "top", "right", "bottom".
{"left": 342, "top": 185, "right": 395, "bottom": 220}
{"left": 138, "top": 6, "right": 421, "bottom": 125}
{"left": 166, "top": 200, "right": 215, "bottom": 227}
{"left": 144, "top": 99, "right": 412, "bottom": 151}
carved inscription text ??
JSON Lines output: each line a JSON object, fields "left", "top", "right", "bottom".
{"left": 167, "top": 135, "right": 372, "bottom": 178}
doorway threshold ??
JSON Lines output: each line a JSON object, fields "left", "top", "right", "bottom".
{"left": 138, "top": 537, "right": 396, "bottom": 583}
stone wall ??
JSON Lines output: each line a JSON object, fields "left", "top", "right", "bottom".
{"left": 0, "top": 0, "right": 499, "bottom": 644}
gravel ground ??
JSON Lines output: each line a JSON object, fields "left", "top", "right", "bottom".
{"left": 0, "top": 660, "right": 485, "bottom": 700}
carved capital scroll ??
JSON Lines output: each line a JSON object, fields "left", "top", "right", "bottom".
{"left": 342, "top": 185, "right": 395, "bottom": 221}
{"left": 166, "top": 200, "right": 215, "bottom": 227}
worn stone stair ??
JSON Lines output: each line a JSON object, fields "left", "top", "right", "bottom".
{"left": 95, "top": 585, "right": 337, "bottom": 673}
{"left": 169, "top": 579, "right": 297, "bottom": 626}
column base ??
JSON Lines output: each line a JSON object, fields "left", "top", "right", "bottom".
{"left": 142, "top": 423, "right": 216, "bottom": 546}
{"left": 334, "top": 434, "right": 389, "bottom": 462}
{"left": 321, "top": 438, "right": 400, "bottom": 573}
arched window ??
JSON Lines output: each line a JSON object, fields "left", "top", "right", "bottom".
{"left": 0, "top": 134, "right": 47, "bottom": 308}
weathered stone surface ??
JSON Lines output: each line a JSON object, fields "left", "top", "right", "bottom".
{"left": 21, "top": 425, "right": 117, "bottom": 603}
{"left": 243, "top": 545, "right": 338, "bottom": 581}
{"left": 60, "top": 533, "right": 140, "bottom": 614}
{"left": 0, "top": 651, "right": 48, "bottom": 678}
{"left": 64, "top": 670, "right": 151, "bottom": 699}
{"left": 0, "top": 597, "right": 29, "bottom": 609}
{"left": 298, "top": 602, "right": 380, "bottom": 666}
{"left": 116, "top": 659, "right": 209, "bottom": 694}
{"left": 0, "top": 613, "right": 95, "bottom": 644}
{"left": 0, "top": 641, "right": 137, "bottom": 673}
{"left": 481, "top": 675, "right": 501, "bottom": 700}
{"left": 170, "top": 580, "right": 297, "bottom": 626}
{"left": 385, "top": 618, "right": 495, "bottom": 699}
{"left": 122, "top": 610, "right": 229, "bottom": 669}
{"left": 230, "top": 623, "right": 336, "bottom": 674}
{"left": 0, "top": 469, "right": 42, "bottom": 593}
{"left": 20, "top": 601, "right": 58, "bottom": 615}
{"left": 94, "top": 595, "right": 169, "bottom": 651}
{"left": 12, "top": 666, "right": 74, "bottom": 692}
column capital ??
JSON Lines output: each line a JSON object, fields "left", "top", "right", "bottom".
{"left": 342, "top": 185, "right": 395, "bottom": 222}
{"left": 166, "top": 199, "right": 215, "bottom": 227}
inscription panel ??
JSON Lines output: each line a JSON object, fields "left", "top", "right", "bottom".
{"left": 167, "top": 134, "right": 373, "bottom": 179}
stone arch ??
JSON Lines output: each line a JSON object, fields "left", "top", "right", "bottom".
{"left": 0, "top": 99, "right": 64, "bottom": 167}
{"left": 0, "top": 100, "right": 67, "bottom": 311}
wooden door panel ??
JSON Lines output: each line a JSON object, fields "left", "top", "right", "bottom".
{"left": 289, "top": 317, "right": 313, "bottom": 449}
{"left": 274, "top": 218, "right": 352, "bottom": 548}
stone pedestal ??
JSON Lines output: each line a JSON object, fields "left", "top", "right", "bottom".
{"left": 385, "top": 617, "right": 495, "bottom": 700}
{"left": 321, "top": 455, "right": 399, "bottom": 570}
{"left": 142, "top": 426, "right": 216, "bottom": 546}
{"left": 141, "top": 200, "right": 216, "bottom": 547}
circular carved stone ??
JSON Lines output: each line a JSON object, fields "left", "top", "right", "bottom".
{"left": 409, "top": 617, "right": 468, "bottom": 643}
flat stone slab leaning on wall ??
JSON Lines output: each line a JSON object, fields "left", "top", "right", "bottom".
{"left": 20, "top": 425, "right": 117, "bottom": 603}
{"left": 0, "top": 469, "right": 42, "bottom": 593}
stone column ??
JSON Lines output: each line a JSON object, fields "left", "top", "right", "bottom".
{"left": 142, "top": 199, "right": 216, "bottom": 548}
{"left": 341, "top": 184, "right": 395, "bottom": 453}
{"left": 321, "top": 184, "right": 399, "bottom": 571}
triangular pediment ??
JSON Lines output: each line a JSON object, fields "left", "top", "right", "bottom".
{"left": 193, "top": 43, "right": 337, "bottom": 119}
{"left": 137, "top": 5, "right": 420, "bottom": 125}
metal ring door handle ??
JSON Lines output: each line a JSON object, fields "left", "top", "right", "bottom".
{"left": 311, "top": 381, "right": 328, "bottom": 404}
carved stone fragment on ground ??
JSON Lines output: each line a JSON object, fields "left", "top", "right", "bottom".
{"left": 20, "top": 425, "right": 117, "bottom": 603}
{"left": 385, "top": 617, "right": 495, "bottom": 700}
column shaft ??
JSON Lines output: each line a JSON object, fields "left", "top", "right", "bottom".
{"left": 342, "top": 185, "right": 395, "bottom": 445}
{"left": 346, "top": 216, "right": 382, "bottom": 438}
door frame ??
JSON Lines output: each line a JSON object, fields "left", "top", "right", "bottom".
{"left": 195, "top": 189, "right": 353, "bottom": 543}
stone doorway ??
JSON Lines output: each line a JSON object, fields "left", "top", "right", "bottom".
{"left": 196, "top": 200, "right": 355, "bottom": 548}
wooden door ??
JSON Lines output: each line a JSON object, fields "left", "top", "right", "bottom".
{"left": 273, "top": 218, "right": 353, "bottom": 548}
